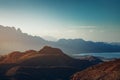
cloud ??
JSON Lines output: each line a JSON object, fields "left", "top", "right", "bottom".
{"left": 89, "top": 29, "right": 94, "bottom": 32}
{"left": 69, "top": 26, "right": 96, "bottom": 29}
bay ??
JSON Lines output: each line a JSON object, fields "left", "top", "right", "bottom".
{"left": 71, "top": 52, "right": 120, "bottom": 58}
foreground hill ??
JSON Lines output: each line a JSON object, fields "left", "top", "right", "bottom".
{"left": 72, "top": 59, "right": 120, "bottom": 80}
{"left": 0, "top": 46, "right": 102, "bottom": 80}
{"left": 0, "top": 46, "right": 102, "bottom": 68}
{"left": 0, "top": 25, "right": 120, "bottom": 54}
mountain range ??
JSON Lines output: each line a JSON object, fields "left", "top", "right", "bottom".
{"left": 0, "top": 46, "right": 102, "bottom": 80}
{"left": 0, "top": 25, "right": 120, "bottom": 54}
{"left": 0, "top": 46, "right": 120, "bottom": 80}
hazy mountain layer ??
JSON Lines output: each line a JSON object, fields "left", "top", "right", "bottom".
{"left": 0, "top": 25, "right": 120, "bottom": 54}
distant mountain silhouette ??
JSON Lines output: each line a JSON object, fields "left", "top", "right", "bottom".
{"left": 0, "top": 25, "right": 48, "bottom": 54}
{"left": 71, "top": 59, "right": 120, "bottom": 80}
{"left": 54, "top": 39, "right": 120, "bottom": 53}
{"left": 0, "top": 46, "right": 102, "bottom": 80}
{"left": 110, "top": 42, "right": 120, "bottom": 46}
{"left": 0, "top": 25, "right": 120, "bottom": 54}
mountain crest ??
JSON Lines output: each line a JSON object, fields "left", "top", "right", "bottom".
{"left": 39, "top": 46, "right": 64, "bottom": 55}
{"left": 17, "top": 28, "right": 22, "bottom": 33}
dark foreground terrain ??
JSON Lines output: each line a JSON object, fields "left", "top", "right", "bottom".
{"left": 1, "top": 46, "right": 120, "bottom": 80}
{"left": 72, "top": 59, "right": 120, "bottom": 80}
{"left": 0, "top": 46, "right": 103, "bottom": 80}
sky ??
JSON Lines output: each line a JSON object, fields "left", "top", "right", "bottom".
{"left": 0, "top": 0, "right": 120, "bottom": 42}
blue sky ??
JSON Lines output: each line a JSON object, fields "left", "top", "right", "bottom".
{"left": 0, "top": 0, "right": 120, "bottom": 42}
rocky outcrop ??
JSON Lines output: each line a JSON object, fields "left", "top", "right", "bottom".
{"left": 72, "top": 59, "right": 120, "bottom": 80}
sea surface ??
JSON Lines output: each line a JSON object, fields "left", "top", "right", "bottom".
{"left": 71, "top": 52, "right": 120, "bottom": 58}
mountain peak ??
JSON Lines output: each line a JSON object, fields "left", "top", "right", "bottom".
{"left": 39, "top": 46, "right": 64, "bottom": 55}
{"left": 17, "top": 28, "right": 22, "bottom": 33}
{"left": 43, "top": 46, "right": 53, "bottom": 49}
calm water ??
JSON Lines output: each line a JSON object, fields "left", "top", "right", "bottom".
{"left": 71, "top": 52, "right": 120, "bottom": 58}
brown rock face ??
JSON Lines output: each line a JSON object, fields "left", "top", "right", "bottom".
{"left": 39, "top": 46, "right": 64, "bottom": 55}
{"left": 72, "top": 59, "right": 120, "bottom": 80}
{"left": 0, "top": 46, "right": 74, "bottom": 66}
{"left": 18, "top": 46, "right": 74, "bottom": 66}
{"left": 0, "top": 51, "right": 23, "bottom": 63}
{"left": 0, "top": 50, "right": 37, "bottom": 64}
